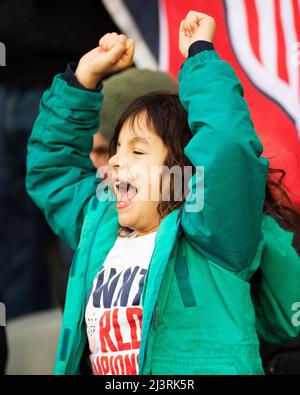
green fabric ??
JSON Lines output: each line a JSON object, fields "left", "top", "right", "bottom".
{"left": 100, "top": 68, "right": 178, "bottom": 142}
{"left": 143, "top": 235, "right": 265, "bottom": 375}
{"left": 253, "top": 215, "right": 300, "bottom": 343}
{"left": 26, "top": 50, "right": 300, "bottom": 375}
{"left": 174, "top": 241, "right": 197, "bottom": 307}
{"left": 179, "top": 51, "right": 269, "bottom": 271}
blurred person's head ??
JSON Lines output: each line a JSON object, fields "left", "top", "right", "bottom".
{"left": 90, "top": 132, "right": 109, "bottom": 169}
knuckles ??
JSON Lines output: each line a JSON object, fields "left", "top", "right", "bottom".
{"left": 185, "top": 10, "right": 216, "bottom": 26}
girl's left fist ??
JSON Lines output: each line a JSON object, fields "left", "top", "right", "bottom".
{"left": 179, "top": 11, "right": 216, "bottom": 58}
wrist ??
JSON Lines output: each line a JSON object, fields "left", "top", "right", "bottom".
{"left": 188, "top": 41, "right": 215, "bottom": 58}
{"left": 75, "top": 65, "right": 103, "bottom": 90}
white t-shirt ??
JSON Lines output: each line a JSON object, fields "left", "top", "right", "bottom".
{"left": 85, "top": 230, "right": 156, "bottom": 375}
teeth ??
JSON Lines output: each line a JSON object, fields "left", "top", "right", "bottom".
{"left": 114, "top": 179, "right": 137, "bottom": 191}
{"left": 114, "top": 179, "right": 138, "bottom": 203}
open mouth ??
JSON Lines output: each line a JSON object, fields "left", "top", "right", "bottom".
{"left": 114, "top": 179, "right": 138, "bottom": 209}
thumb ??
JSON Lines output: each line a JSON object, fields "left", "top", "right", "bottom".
{"left": 105, "top": 36, "right": 127, "bottom": 65}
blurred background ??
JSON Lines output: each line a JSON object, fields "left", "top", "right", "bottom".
{"left": 0, "top": 0, "right": 299, "bottom": 375}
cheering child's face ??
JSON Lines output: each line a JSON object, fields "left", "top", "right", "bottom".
{"left": 108, "top": 112, "right": 168, "bottom": 236}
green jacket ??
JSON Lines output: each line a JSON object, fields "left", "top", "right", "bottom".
{"left": 26, "top": 50, "right": 300, "bottom": 375}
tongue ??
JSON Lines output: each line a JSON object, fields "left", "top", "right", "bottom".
{"left": 128, "top": 185, "right": 137, "bottom": 200}
{"left": 120, "top": 190, "right": 129, "bottom": 203}
{"left": 119, "top": 186, "right": 137, "bottom": 203}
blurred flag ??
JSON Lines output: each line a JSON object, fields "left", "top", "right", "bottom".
{"left": 102, "top": 0, "right": 300, "bottom": 210}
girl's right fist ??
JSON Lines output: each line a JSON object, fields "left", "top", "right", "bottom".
{"left": 75, "top": 33, "right": 135, "bottom": 89}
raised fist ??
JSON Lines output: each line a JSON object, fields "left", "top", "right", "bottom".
{"left": 75, "top": 33, "right": 135, "bottom": 89}
{"left": 179, "top": 11, "right": 216, "bottom": 58}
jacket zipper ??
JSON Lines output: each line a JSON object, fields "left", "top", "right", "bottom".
{"left": 139, "top": 241, "right": 157, "bottom": 374}
{"left": 140, "top": 233, "right": 180, "bottom": 374}
{"left": 141, "top": 302, "right": 159, "bottom": 374}
{"left": 69, "top": 273, "right": 87, "bottom": 374}
{"left": 67, "top": 206, "right": 110, "bottom": 374}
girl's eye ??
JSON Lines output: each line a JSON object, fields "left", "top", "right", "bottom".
{"left": 133, "top": 150, "right": 144, "bottom": 155}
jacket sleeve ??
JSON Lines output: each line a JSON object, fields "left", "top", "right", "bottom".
{"left": 26, "top": 73, "right": 103, "bottom": 250}
{"left": 178, "top": 50, "right": 269, "bottom": 271}
{"left": 252, "top": 215, "right": 300, "bottom": 343}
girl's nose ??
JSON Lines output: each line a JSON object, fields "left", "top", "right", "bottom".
{"left": 108, "top": 152, "right": 128, "bottom": 169}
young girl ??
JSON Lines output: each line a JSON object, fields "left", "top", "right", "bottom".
{"left": 26, "top": 11, "right": 300, "bottom": 375}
